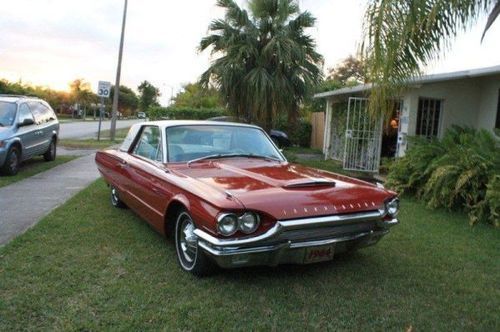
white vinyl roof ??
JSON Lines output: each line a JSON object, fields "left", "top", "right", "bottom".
{"left": 314, "top": 65, "right": 500, "bottom": 99}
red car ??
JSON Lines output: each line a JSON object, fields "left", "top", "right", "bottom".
{"left": 95, "top": 121, "right": 399, "bottom": 276}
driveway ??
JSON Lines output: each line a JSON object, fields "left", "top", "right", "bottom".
{"left": 0, "top": 153, "right": 101, "bottom": 246}
{"left": 59, "top": 119, "right": 142, "bottom": 139}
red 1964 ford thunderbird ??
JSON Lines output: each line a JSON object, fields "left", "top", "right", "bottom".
{"left": 95, "top": 121, "right": 399, "bottom": 276}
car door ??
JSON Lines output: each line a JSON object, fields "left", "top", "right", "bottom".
{"left": 27, "top": 102, "right": 49, "bottom": 155}
{"left": 15, "top": 103, "right": 37, "bottom": 160}
{"left": 39, "top": 101, "right": 58, "bottom": 145}
{"left": 126, "top": 125, "right": 171, "bottom": 232}
{"left": 29, "top": 101, "right": 56, "bottom": 154}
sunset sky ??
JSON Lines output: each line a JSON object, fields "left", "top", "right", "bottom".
{"left": 1, "top": 0, "right": 499, "bottom": 105}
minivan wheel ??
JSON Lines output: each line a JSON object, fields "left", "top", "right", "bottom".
{"left": 110, "top": 186, "right": 127, "bottom": 208}
{"left": 1, "top": 147, "right": 20, "bottom": 176}
{"left": 43, "top": 139, "right": 56, "bottom": 162}
{"left": 174, "top": 210, "right": 214, "bottom": 276}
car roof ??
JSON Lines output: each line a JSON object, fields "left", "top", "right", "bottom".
{"left": 140, "top": 120, "right": 261, "bottom": 129}
{"left": 0, "top": 95, "right": 40, "bottom": 104}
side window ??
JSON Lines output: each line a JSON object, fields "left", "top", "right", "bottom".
{"left": 416, "top": 98, "right": 442, "bottom": 138}
{"left": 133, "top": 126, "right": 163, "bottom": 162}
{"left": 29, "top": 102, "right": 45, "bottom": 124}
{"left": 18, "top": 103, "right": 34, "bottom": 124}
{"left": 41, "top": 103, "right": 56, "bottom": 121}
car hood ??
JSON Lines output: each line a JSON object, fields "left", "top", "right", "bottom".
{"left": 169, "top": 159, "right": 394, "bottom": 220}
{"left": 0, "top": 126, "right": 14, "bottom": 139}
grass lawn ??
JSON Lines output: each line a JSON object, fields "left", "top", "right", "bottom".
{"left": 59, "top": 127, "right": 130, "bottom": 149}
{"left": 0, "top": 156, "right": 77, "bottom": 188}
{"left": 1, "top": 178, "right": 499, "bottom": 330}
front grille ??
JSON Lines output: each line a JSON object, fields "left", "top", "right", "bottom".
{"left": 276, "top": 220, "right": 377, "bottom": 243}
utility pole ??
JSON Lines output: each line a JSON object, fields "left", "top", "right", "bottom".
{"left": 110, "top": 0, "right": 128, "bottom": 141}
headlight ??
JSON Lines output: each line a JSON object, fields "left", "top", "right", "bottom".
{"left": 217, "top": 213, "right": 238, "bottom": 236}
{"left": 238, "top": 212, "right": 260, "bottom": 234}
{"left": 386, "top": 198, "right": 400, "bottom": 217}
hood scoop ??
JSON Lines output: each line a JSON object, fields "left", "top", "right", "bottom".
{"left": 283, "top": 178, "right": 336, "bottom": 189}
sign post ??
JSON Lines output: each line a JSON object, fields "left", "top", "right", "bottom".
{"left": 97, "top": 81, "right": 111, "bottom": 141}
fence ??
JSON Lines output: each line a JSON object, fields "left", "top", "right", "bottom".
{"left": 310, "top": 112, "right": 325, "bottom": 150}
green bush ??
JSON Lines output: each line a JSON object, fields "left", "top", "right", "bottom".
{"left": 275, "top": 117, "right": 312, "bottom": 147}
{"left": 386, "top": 126, "right": 500, "bottom": 226}
{"left": 148, "top": 106, "right": 226, "bottom": 120}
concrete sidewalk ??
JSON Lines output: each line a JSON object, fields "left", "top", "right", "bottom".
{"left": 0, "top": 153, "right": 100, "bottom": 246}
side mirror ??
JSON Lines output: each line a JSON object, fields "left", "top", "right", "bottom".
{"left": 18, "top": 118, "right": 34, "bottom": 127}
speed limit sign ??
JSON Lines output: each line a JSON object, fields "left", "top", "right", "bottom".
{"left": 97, "top": 81, "right": 111, "bottom": 98}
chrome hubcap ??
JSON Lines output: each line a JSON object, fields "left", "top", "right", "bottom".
{"left": 111, "top": 187, "right": 119, "bottom": 204}
{"left": 178, "top": 214, "right": 197, "bottom": 265}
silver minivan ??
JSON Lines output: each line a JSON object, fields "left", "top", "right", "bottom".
{"left": 0, "top": 95, "right": 59, "bottom": 175}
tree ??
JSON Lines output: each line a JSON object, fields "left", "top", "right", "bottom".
{"left": 364, "top": 0, "right": 500, "bottom": 118}
{"left": 172, "top": 82, "right": 223, "bottom": 108}
{"left": 69, "top": 79, "right": 97, "bottom": 118}
{"left": 199, "top": 0, "right": 323, "bottom": 130}
{"left": 327, "top": 55, "right": 367, "bottom": 85}
{"left": 138, "top": 81, "right": 161, "bottom": 112}
{"left": 305, "top": 79, "right": 344, "bottom": 114}
{"left": 109, "top": 85, "right": 139, "bottom": 116}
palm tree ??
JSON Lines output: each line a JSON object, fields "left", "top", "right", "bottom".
{"left": 199, "top": 0, "right": 323, "bottom": 130}
{"left": 363, "top": 0, "right": 500, "bottom": 117}
{"left": 69, "top": 79, "right": 96, "bottom": 118}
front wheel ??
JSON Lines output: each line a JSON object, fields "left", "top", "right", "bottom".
{"left": 43, "top": 139, "right": 56, "bottom": 162}
{"left": 1, "top": 147, "right": 20, "bottom": 176}
{"left": 175, "top": 210, "right": 214, "bottom": 276}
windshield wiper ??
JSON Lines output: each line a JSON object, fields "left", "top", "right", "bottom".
{"left": 187, "top": 153, "right": 281, "bottom": 167}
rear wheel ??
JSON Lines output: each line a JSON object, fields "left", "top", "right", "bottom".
{"left": 110, "top": 186, "right": 127, "bottom": 209}
{"left": 1, "top": 146, "right": 20, "bottom": 176}
{"left": 175, "top": 210, "right": 214, "bottom": 276}
{"left": 43, "top": 138, "right": 57, "bottom": 162}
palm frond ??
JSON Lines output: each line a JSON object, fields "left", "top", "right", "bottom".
{"left": 363, "top": 0, "right": 498, "bottom": 118}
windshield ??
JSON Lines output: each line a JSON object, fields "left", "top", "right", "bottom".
{"left": 166, "top": 125, "right": 284, "bottom": 163}
{"left": 0, "top": 102, "right": 17, "bottom": 127}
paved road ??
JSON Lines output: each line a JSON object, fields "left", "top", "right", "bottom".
{"left": 59, "top": 119, "right": 142, "bottom": 139}
{"left": 0, "top": 153, "right": 101, "bottom": 246}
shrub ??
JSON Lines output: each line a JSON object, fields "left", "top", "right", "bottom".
{"left": 275, "top": 117, "right": 312, "bottom": 147}
{"left": 148, "top": 106, "right": 226, "bottom": 120}
{"left": 386, "top": 126, "right": 500, "bottom": 226}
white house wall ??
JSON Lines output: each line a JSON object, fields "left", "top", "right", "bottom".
{"left": 477, "top": 75, "right": 500, "bottom": 133}
{"left": 405, "top": 78, "right": 483, "bottom": 138}
{"left": 322, "top": 74, "right": 499, "bottom": 161}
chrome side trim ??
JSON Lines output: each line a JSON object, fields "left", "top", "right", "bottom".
{"left": 193, "top": 210, "right": 383, "bottom": 248}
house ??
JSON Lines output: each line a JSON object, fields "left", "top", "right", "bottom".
{"left": 314, "top": 65, "right": 500, "bottom": 172}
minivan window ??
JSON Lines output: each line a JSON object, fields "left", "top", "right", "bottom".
{"left": 29, "top": 102, "right": 54, "bottom": 124}
{"left": 0, "top": 102, "right": 17, "bottom": 127}
{"left": 18, "top": 103, "right": 34, "bottom": 125}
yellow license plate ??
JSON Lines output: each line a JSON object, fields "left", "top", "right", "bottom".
{"left": 304, "top": 245, "right": 335, "bottom": 264}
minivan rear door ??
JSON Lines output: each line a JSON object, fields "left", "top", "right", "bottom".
{"left": 16, "top": 103, "right": 38, "bottom": 160}
{"left": 29, "top": 102, "right": 58, "bottom": 155}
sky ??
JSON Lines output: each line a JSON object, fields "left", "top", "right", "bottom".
{"left": 1, "top": 0, "right": 499, "bottom": 105}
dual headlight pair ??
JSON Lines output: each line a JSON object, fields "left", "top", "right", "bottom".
{"left": 385, "top": 197, "right": 400, "bottom": 217}
{"left": 217, "top": 212, "right": 260, "bottom": 236}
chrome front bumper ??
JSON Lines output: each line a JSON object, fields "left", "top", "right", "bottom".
{"left": 194, "top": 211, "right": 399, "bottom": 268}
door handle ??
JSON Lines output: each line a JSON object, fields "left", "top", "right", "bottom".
{"left": 117, "top": 160, "right": 128, "bottom": 168}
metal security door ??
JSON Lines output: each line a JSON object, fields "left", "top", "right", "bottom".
{"left": 343, "top": 97, "right": 382, "bottom": 172}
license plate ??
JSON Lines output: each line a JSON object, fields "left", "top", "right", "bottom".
{"left": 304, "top": 244, "right": 335, "bottom": 264}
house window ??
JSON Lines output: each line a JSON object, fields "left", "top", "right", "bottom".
{"left": 495, "top": 89, "right": 500, "bottom": 130}
{"left": 416, "top": 98, "right": 442, "bottom": 138}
